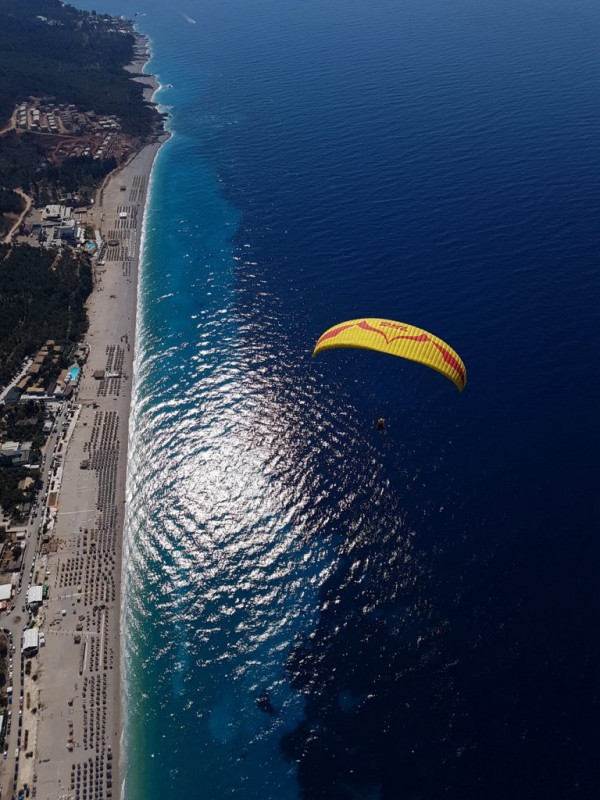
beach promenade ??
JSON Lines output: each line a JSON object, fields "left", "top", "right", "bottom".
{"left": 0, "top": 56, "right": 167, "bottom": 799}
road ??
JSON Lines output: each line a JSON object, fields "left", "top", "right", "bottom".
{"left": 3, "top": 190, "right": 33, "bottom": 245}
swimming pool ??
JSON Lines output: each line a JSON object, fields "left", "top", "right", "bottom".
{"left": 67, "top": 366, "right": 80, "bottom": 383}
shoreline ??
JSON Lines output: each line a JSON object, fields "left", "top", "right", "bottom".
{"left": 1, "top": 34, "right": 168, "bottom": 800}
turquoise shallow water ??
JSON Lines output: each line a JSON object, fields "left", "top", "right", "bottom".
{"left": 76, "top": 1, "right": 600, "bottom": 797}
{"left": 124, "top": 123, "right": 315, "bottom": 798}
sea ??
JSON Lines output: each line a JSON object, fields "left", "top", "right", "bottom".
{"left": 75, "top": 0, "right": 600, "bottom": 797}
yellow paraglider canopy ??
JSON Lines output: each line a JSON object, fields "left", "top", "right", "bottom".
{"left": 313, "top": 318, "right": 466, "bottom": 392}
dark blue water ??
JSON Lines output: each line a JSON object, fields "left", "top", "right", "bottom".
{"left": 80, "top": 0, "right": 600, "bottom": 796}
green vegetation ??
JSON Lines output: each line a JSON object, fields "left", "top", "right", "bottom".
{"left": 0, "top": 131, "right": 54, "bottom": 220}
{"left": 0, "top": 131, "right": 45, "bottom": 189}
{"left": 0, "top": 187, "right": 23, "bottom": 215}
{"left": 0, "top": 244, "right": 92, "bottom": 386}
{"left": 0, "top": 0, "right": 156, "bottom": 137}
{"left": 0, "top": 186, "right": 23, "bottom": 236}
{"left": 0, "top": 466, "right": 40, "bottom": 518}
{"left": 0, "top": 0, "right": 161, "bottom": 211}
{"left": 2, "top": 401, "right": 48, "bottom": 454}
{"left": 43, "top": 154, "right": 118, "bottom": 200}
{"left": 0, "top": 138, "right": 118, "bottom": 205}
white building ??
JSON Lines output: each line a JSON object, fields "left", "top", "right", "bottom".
{"left": 27, "top": 586, "right": 44, "bottom": 607}
{"left": 0, "top": 584, "right": 12, "bottom": 603}
{"left": 0, "top": 441, "right": 32, "bottom": 466}
{"left": 22, "top": 627, "right": 39, "bottom": 656}
{"left": 42, "top": 204, "right": 73, "bottom": 223}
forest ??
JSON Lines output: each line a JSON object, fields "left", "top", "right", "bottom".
{"left": 0, "top": 0, "right": 156, "bottom": 137}
{"left": 0, "top": 465, "right": 40, "bottom": 518}
{"left": 0, "top": 0, "right": 160, "bottom": 218}
{"left": 0, "top": 244, "right": 92, "bottom": 386}
{"left": 0, "top": 402, "right": 45, "bottom": 515}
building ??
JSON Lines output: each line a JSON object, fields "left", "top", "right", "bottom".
{"left": 42, "top": 205, "right": 72, "bottom": 223}
{"left": 2, "top": 387, "right": 21, "bottom": 406}
{"left": 0, "top": 584, "right": 12, "bottom": 604}
{"left": 0, "top": 441, "right": 19, "bottom": 464}
{"left": 42, "top": 204, "right": 61, "bottom": 221}
{"left": 22, "top": 627, "right": 39, "bottom": 656}
{"left": 27, "top": 585, "right": 44, "bottom": 608}
{"left": 25, "top": 385, "right": 45, "bottom": 398}
{"left": 59, "top": 220, "right": 77, "bottom": 239}
{"left": 19, "top": 441, "right": 33, "bottom": 464}
{"left": 42, "top": 227, "right": 63, "bottom": 249}
{"left": 0, "top": 441, "right": 32, "bottom": 466}
{"left": 5, "top": 543, "right": 23, "bottom": 572}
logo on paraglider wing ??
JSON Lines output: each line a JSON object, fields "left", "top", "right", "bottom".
{"left": 319, "top": 319, "right": 426, "bottom": 346}
{"left": 380, "top": 321, "right": 408, "bottom": 331}
{"left": 356, "top": 319, "right": 429, "bottom": 344}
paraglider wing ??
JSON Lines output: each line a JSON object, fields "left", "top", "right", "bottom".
{"left": 313, "top": 318, "right": 466, "bottom": 391}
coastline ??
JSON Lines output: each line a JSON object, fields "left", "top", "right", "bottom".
{"left": 2, "top": 35, "right": 168, "bottom": 800}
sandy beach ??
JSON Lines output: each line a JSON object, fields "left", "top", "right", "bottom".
{"left": 0, "top": 40, "right": 167, "bottom": 800}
